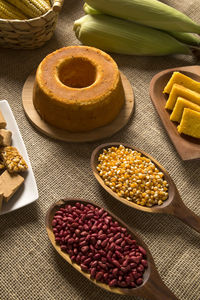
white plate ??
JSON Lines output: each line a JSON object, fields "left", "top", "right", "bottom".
{"left": 0, "top": 100, "right": 38, "bottom": 215}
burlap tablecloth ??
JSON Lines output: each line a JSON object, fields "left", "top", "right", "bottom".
{"left": 0, "top": 1, "right": 200, "bottom": 299}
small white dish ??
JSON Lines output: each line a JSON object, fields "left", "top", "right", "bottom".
{"left": 0, "top": 100, "right": 38, "bottom": 215}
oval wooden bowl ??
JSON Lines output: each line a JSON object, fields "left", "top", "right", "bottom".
{"left": 149, "top": 65, "right": 200, "bottom": 161}
{"left": 45, "top": 198, "right": 178, "bottom": 300}
{"left": 91, "top": 142, "right": 200, "bottom": 233}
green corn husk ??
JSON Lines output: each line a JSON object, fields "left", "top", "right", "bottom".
{"left": 83, "top": 2, "right": 100, "bottom": 15}
{"left": 83, "top": 3, "right": 200, "bottom": 47}
{"left": 167, "top": 31, "right": 200, "bottom": 46}
{"left": 85, "top": 0, "right": 200, "bottom": 33}
{"left": 74, "top": 14, "right": 191, "bottom": 56}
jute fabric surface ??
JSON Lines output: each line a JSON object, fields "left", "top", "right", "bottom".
{"left": 0, "top": 1, "right": 199, "bottom": 299}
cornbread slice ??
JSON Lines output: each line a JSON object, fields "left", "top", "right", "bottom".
{"left": 0, "top": 170, "right": 24, "bottom": 203}
{"left": 163, "top": 72, "right": 200, "bottom": 94}
{"left": 165, "top": 84, "right": 200, "bottom": 110}
{"left": 177, "top": 108, "right": 200, "bottom": 138}
{"left": 0, "top": 129, "right": 12, "bottom": 146}
{"left": 170, "top": 97, "right": 200, "bottom": 123}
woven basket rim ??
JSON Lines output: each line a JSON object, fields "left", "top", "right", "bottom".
{"left": 0, "top": 0, "right": 61, "bottom": 23}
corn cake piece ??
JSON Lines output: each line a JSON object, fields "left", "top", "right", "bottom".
{"left": 163, "top": 72, "right": 200, "bottom": 94}
{"left": 170, "top": 97, "right": 200, "bottom": 123}
{"left": 165, "top": 84, "right": 200, "bottom": 110}
{"left": 0, "top": 129, "right": 12, "bottom": 146}
{"left": 0, "top": 170, "right": 24, "bottom": 205}
{"left": 0, "top": 146, "right": 28, "bottom": 173}
{"left": 177, "top": 108, "right": 200, "bottom": 138}
{"left": 0, "top": 111, "right": 6, "bottom": 129}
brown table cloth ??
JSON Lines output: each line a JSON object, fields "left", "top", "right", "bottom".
{"left": 0, "top": 1, "right": 200, "bottom": 299}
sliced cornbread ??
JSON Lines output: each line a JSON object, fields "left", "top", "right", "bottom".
{"left": 177, "top": 108, "right": 200, "bottom": 138}
{"left": 165, "top": 83, "right": 200, "bottom": 110}
{"left": 170, "top": 97, "right": 200, "bottom": 123}
{"left": 163, "top": 71, "right": 200, "bottom": 94}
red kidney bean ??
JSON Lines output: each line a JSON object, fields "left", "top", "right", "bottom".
{"left": 60, "top": 245, "right": 67, "bottom": 251}
{"left": 109, "top": 279, "right": 117, "bottom": 287}
{"left": 71, "top": 255, "right": 76, "bottom": 262}
{"left": 112, "top": 259, "right": 121, "bottom": 268}
{"left": 138, "top": 246, "right": 147, "bottom": 256}
{"left": 68, "top": 238, "right": 74, "bottom": 244}
{"left": 109, "top": 242, "right": 115, "bottom": 251}
{"left": 81, "top": 246, "right": 89, "bottom": 254}
{"left": 52, "top": 202, "right": 148, "bottom": 289}
{"left": 81, "top": 264, "right": 89, "bottom": 272}
{"left": 83, "top": 257, "right": 92, "bottom": 265}
{"left": 141, "top": 259, "right": 148, "bottom": 268}
{"left": 79, "top": 241, "right": 87, "bottom": 247}
{"left": 102, "top": 224, "right": 108, "bottom": 231}
{"left": 101, "top": 239, "right": 108, "bottom": 248}
{"left": 94, "top": 253, "right": 101, "bottom": 260}
{"left": 90, "top": 268, "right": 96, "bottom": 279}
{"left": 99, "top": 249, "right": 106, "bottom": 257}
{"left": 52, "top": 219, "right": 57, "bottom": 227}
{"left": 115, "top": 238, "right": 123, "bottom": 245}
{"left": 130, "top": 262, "right": 137, "bottom": 268}
{"left": 136, "top": 278, "right": 143, "bottom": 285}
{"left": 95, "top": 271, "right": 103, "bottom": 281}
{"left": 137, "top": 264, "right": 144, "bottom": 272}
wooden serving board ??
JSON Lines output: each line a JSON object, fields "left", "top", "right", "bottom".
{"left": 149, "top": 65, "right": 200, "bottom": 161}
{"left": 22, "top": 71, "right": 134, "bottom": 142}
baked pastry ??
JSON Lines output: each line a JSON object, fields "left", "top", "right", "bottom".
{"left": 170, "top": 97, "right": 200, "bottom": 123}
{"left": 163, "top": 72, "right": 200, "bottom": 94}
{"left": 177, "top": 108, "right": 200, "bottom": 138}
{"left": 33, "top": 46, "right": 125, "bottom": 132}
{"left": 165, "top": 83, "right": 200, "bottom": 110}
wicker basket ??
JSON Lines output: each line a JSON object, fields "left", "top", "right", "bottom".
{"left": 0, "top": 0, "right": 64, "bottom": 49}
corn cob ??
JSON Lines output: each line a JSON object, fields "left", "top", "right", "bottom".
{"left": 84, "top": 3, "right": 200, "bottom": 47}
{"left": 85, "top": 0, "right": 200, "bottom": 34}
{"left": 7, "top": 0, "right": 49, "bottom": 18}
{"left": 30, "top": 0, "right": 51, "bottom": 14}
{"left": 83, "top": 3, "right": 101, "bottom": 15}
{"left": 0, "top": 0, "right": 27, "bottom": 19}
{"left": 43, "top": 0, "right": 51, "bottom": 6}
{"left": 74, "top": 14, "right": 191, "bottom": 56}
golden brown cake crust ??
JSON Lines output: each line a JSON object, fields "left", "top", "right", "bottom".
{"left": 33, "top": 46, "right": 125, "bottom": 132}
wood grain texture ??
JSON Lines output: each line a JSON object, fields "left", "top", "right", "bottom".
{"left": 22, "top": 71, "right": 134, "bottom": 142}
{"left": 91, "top": 142, "right": 200, "bottom": 233}
{"left": 45, "top": 198, "right": 178, "bottom": 299}
{"left": 149, "top": 65, "right": 200, "bottom": 161}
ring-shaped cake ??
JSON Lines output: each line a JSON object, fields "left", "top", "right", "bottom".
{"left": 33, "top": 46, "right": 125, "bottom": 132}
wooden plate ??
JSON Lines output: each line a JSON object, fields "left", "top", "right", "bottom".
{"left": 149, "top": 65, "right": 200, "bottom": 161}
{"left": 22, "top": 71, "right": 134, "bottom": 142}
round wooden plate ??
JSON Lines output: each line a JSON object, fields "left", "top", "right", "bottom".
{"left": 22, "top": 71, "right": 134, "bottom": 142}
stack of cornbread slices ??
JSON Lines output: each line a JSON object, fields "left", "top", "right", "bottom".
{"left": 164, "top": 72, "right": 200, "bottom": 139}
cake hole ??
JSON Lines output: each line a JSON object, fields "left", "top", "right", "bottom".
{"left": 58, "top": 57, "right": 97, "bottom": 88}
